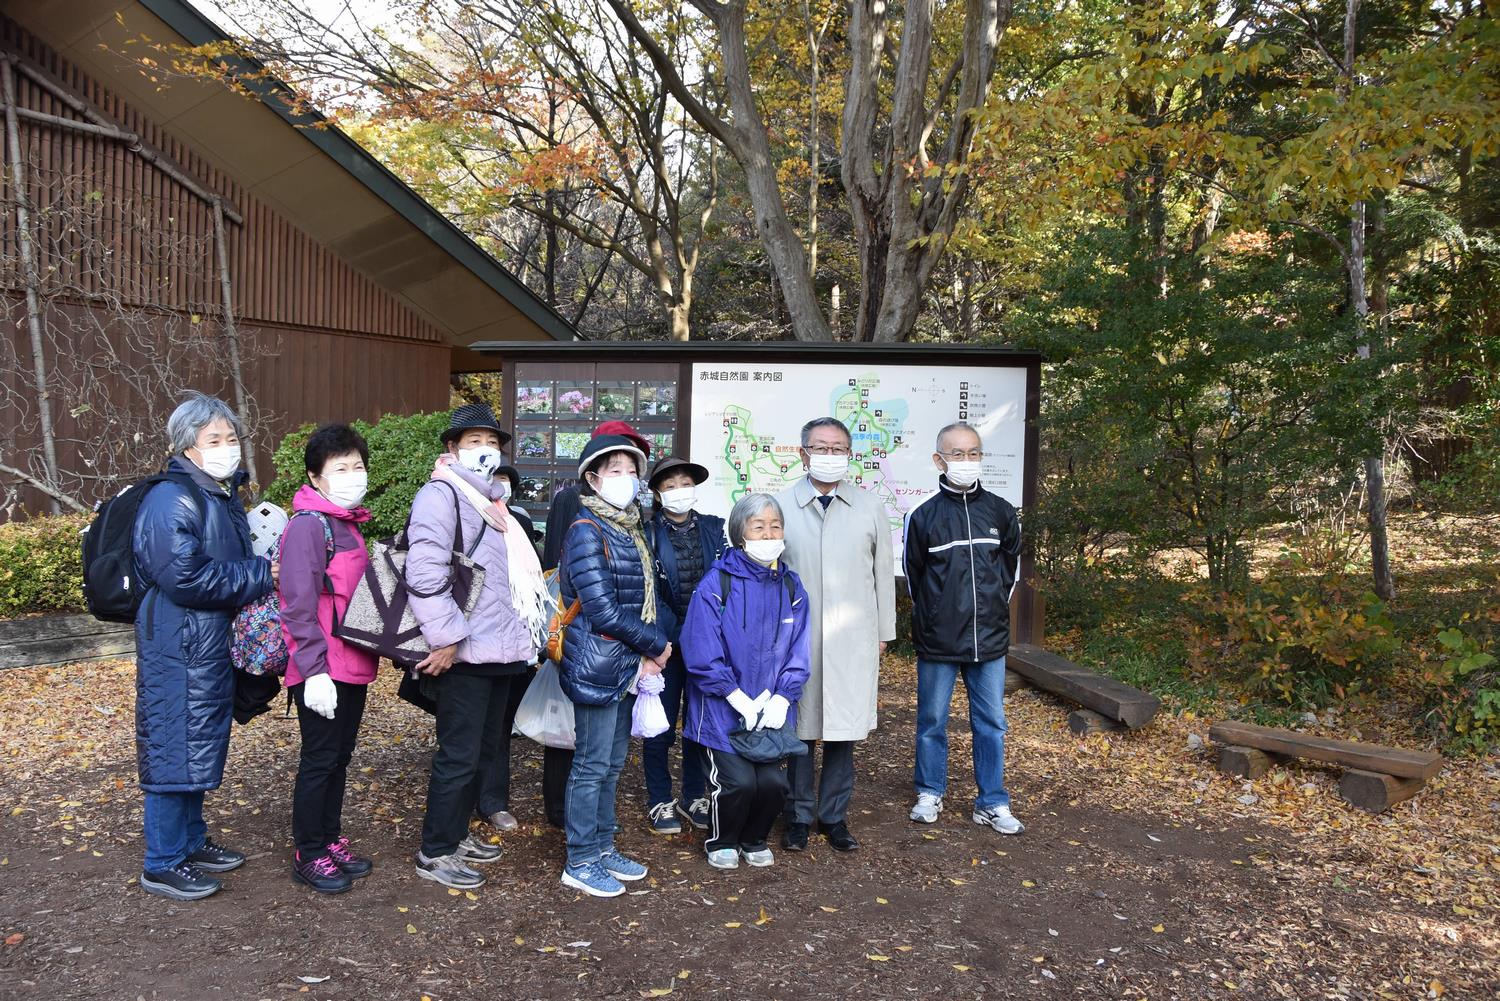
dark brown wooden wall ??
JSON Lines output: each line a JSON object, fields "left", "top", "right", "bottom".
{"left": 0, "top": 15, "right": 452, "bottom": 516}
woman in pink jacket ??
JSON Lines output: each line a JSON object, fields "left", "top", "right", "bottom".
{"left": 278, "top": 424, "right": 379, "bottom": 894}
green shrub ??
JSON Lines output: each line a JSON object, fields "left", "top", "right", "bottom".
{"left": 265, "top": 411, "right": 451, "bottom": 541}
{"left": 1202, "top": 577, "right": 1399, "bottom": 707}
{"left": 0, "top": 513, "right": 90, "bottom": 616}
{"left": 1421, "top": 621, "right": 1500, "bottom": 755}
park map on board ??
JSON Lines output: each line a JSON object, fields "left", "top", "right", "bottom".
{"left": 688, "top": 362, "right": 1027, "bottom": 563}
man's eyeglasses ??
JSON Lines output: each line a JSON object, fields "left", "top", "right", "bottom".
{"left": 805, "top": 445, "right": 852, "bottom": 456}
{"left": 939, "top": 449, "right": 985, "bottom": 461}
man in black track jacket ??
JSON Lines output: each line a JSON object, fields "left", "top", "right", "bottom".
{"left": 902, "top": 421, "right": 1025, "bottom": 835}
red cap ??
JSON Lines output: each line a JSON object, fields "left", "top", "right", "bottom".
{"left": 593, "top": 420, "right": 651, "bottom": 458}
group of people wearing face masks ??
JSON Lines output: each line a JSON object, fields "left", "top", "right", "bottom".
{"left": 129, "top": 395, "right": 1024, "bottom": 905}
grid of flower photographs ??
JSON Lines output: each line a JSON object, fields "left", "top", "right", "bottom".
{"left": 512, "top": 374, "right": 679, "bottom": 524}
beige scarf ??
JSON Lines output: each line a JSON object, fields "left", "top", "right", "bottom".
{"left": 579, "top": 494, "right": 657, "bottom": 626}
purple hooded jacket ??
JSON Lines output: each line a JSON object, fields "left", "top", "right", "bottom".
{"left": 681, "top": 547, "right": 811, "bottom": 755}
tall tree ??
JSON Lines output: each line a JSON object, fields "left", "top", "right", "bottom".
{"left": 604, "top": 0, "right": 1011, "bottom": 342}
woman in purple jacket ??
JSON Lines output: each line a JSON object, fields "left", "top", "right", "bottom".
{"left": 681, "top": 493, "right": 810, "bottom": 870}
{"left": 278, "top": 424, "right": 379, "bottom": 895}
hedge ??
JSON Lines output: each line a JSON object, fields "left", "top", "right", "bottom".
{"left": 0, "top": 513, "right": 90, "bottom": 616}
{"left": 265, "top": 411, "right": 450, "bottom": 541}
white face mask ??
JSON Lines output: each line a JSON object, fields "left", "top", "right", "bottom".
{"left": 807, "top": 453, "right": 848, "bottom": 484}
{"left": 193, "top": 444, "right": 241, "bottom": 481}
{"left": 943, "top": 460, "right": 982, "bottom": 489}
{"left": 595, "top": 473, "right": 638, "bottom": 510}
{"left": 744, "top": 538, "right": 786, "bottom": 564}
{"left": 458, "top": 446, "right": 504, "bottom": 479}
{"left": 659, "top": 486, "right": 696, "bottom": 515}
{"left": 320, "top": 470, "right": 368, "bottom": 510}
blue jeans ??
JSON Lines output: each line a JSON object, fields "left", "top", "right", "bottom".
{"left": 565, "top": 695, "right": 633, "bottom": 867}
{"left": 914, "top": 656, "right": 1011, "bottom": 810}
{"left": 143, "top": 790, "right": 207, "bottom": 872}
{"left": 642, "top": 651, "right": 706, "bottom": 807}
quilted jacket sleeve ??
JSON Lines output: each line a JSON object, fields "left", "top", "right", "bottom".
{"left": 563, "top": 520, "right": 669, "bottom": 660}
{"left": 404, "top": 483, "right": 470, "bottom": 650}
{"left": 134, "top": 482, "right": 271, "bottom": 610}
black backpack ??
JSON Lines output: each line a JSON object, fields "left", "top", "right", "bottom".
{"left": 81, "top": 472, "right": 196, "bottom": 623}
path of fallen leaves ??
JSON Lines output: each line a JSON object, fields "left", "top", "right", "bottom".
{"left": 0, "top": 655, "right": 1495, "bottom": 1000}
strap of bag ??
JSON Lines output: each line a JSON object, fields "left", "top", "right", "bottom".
{"left": 715, "top": 566, "right": 795, "bottom": 610}
{"left": 401, "top": 481, "right": 488, "bottom": 600}
{"left": 279, "top": 513, "right": 340, "bottom": 630}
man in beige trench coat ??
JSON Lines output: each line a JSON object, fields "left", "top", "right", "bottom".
{"left": 775, "top": 417, "right": 896, "bottom": 852}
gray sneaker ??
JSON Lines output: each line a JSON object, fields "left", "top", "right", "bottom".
{"left": 415, "top": 851, "right": 486, "bottom": 888}
{"left": 973, "top": 804, "right": 1024, "bottom": 835}
{"left": 457, "top": 835, "right": 503, "bottom": 864}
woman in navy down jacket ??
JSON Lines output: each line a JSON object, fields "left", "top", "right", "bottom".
{"left": 556, "top": 434, "right": 671, "bottom": 898}
{"left": 131, "top": 393, "right": 274, "bottom": 901}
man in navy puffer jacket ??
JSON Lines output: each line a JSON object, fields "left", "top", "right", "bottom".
{"left": 132, "top": 394, "right": 274, "bottom": 901}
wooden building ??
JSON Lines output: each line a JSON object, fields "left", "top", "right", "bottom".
{"left": 1, "top": 0, "right": 573, "bottom": 516}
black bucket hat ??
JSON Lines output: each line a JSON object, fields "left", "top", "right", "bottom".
{"left": 648, "top": 456, "right": 709, "bottom": 491}
{"left": 441, "top": 402, "right": 511, "bottom": 447}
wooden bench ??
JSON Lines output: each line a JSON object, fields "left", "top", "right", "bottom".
{"left": 1208, "top": 720, "right": 1443, "bottom": 813}
{"left": 1008, "top": 643, "right": 1162, "bottom": 733}
{"left": 0, "top": 613, "right": 134, "bottom": 670}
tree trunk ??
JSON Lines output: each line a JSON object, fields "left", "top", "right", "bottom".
{"left": 211, "top": 197, "right": 258, "bottom": 487}
{"left": 1340, "top": 0, "right": 1394, "bottom": 601}
{"left": 3, "top": 59, "right": 62, "bottom": 514}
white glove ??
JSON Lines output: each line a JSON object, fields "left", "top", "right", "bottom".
{"left": 757, "top": 694, "right": 790, "bottom": 731}
{"left": 726, "top": 689, "right": 762, "bottom": 731}
{"left": 303, "top": 673, "right": 338, "bottom": 720}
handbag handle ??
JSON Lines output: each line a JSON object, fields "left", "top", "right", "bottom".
{"left": 399, "top": 482, "right": 488, "bottom": 600}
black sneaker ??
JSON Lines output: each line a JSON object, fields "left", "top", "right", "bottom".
{"left": 782, "top": 823, "right": 809, "bottom": 852}
{"left": 188, "top": 837, "right": 245, "bottom": 873}
{"left": 292, "top": 851, "right": 353, "bottom": 894}
{"left": 821, "top": 822, "right": 859, "bottom": 852}
{"left": 140, "top": 862, "right": 221, "bottom": 901}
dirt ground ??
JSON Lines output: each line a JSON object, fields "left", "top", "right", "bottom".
{"left": 0, "top": 656, "right": 1495, "bottom": 1001}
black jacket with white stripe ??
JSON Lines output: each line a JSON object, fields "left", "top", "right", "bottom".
{"left": 902, "top": 477, "right": 1022, "bottom": 663}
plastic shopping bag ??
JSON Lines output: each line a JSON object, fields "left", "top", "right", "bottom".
{"left": 631, "top": 667, "right": 669, "bottom": 738}
{"left": 513, "top": 660, "right": 576, "bottom": 749}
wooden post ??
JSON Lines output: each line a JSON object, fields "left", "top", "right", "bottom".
{"left": 211, "top": 196, "right": 256, "bottom": 485}
{"left": 1339, "top": 768, "right": 1423, "bottom": 813}
{"left": 1217, "top": 745, "right": 1274, "bottom": 779}
{"left": 1068, "top": 709, "right": 1126, "bottom": 736}
{"left": 2, "top": 57, "right": 62, "bottom": 514}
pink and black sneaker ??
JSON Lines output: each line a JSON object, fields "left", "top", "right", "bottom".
{"left": 325, "top": 837, "right": 372, "bottom": 878}
{"left": 292, "top": 851, "right": 352, "bottom": 894}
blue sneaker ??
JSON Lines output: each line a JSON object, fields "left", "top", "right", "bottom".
{"left": 647, "top": 801, "right": 683, "bottom": 835}
{"left": 678, "top": 797, "right": 711, "bottom": 831}
{"left": 561, "top": 861, "right": 624, "bottom": 898}
{"left": 600, "top": 850, "right": 647, "bottom": 881}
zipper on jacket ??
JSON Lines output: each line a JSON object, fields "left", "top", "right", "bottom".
{"left": 962, "top": 491, "right": 978, "bottom": 661}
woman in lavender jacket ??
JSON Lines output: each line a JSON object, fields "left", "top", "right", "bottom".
{"left": 681, "top": 493, "right": 810, "bottom": 871}
{"left": 405, "top": 404, "right": 547, "bottom": 891}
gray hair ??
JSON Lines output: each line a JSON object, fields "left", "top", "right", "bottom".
{"left": 166, "top": 392, "right": 244, "bottom": 452}
{"left": 800, "top": 416, "right": 851, "bottom": 448}
{"left": 936, "top": 421, "right": 981, "bottom": 451}
{"left": 727, "top": 492, "right": 783, "bottom": 548}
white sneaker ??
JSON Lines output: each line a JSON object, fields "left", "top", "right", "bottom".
{"left": 910, "top": 792, "right": 943, "bottom": 824}
{"left": 973, "top": 804, "right": 1024, "bottom": 835}
{"left": 741, "top": 847, "right": 774, "bottom": 867}
{"left": 706, "top": 848, "right": 740, "bottom": 869}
